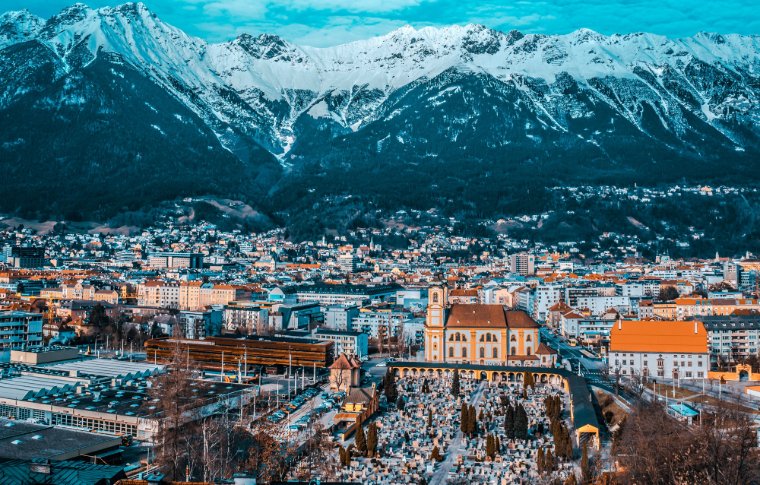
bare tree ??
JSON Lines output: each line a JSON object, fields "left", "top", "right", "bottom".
{"left": 615, "top": 400, "right": 760, "bottom": 484}
{"left": 627, "top": 370, "right": 647, "bottom": 400}
{"left": 149, "top": 341, "right": 209, "bottom": 480}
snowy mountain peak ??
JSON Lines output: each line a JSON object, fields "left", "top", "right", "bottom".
{"left": 0, "top": 9, "right": 44, "bottom": 47}
{"left": 1, "top": 1, "right": 758, "bottom": 166}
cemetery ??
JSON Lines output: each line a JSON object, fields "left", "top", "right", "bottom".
{"left": 336, "top": 368, "right": 585, "bottom": 484}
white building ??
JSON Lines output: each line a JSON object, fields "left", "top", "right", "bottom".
{"left": 313, "top": 329, "right": 369, "bottom": 359}
{"left": 575, "top": 295, "right": 631, "bottom": 315}
{"left": 324, "top": 305, "right": 359, "bottom": 331}
{"left": 223, "top": 303, "right": 269, "bottom": 334}
{"left": 509, "top": 253, "right": 535, "bottom": 276}
{"left": 533, "top": 285, "right": 562, "bottom": 322}
{"left": 609, "top": 320, "right": 709, "bottom": 381}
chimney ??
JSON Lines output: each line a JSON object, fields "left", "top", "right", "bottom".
{"left": 618, "top": 320, "right": 622, "bottom": 330}
{"left": 29, "top": 459, "right": 51, "bottom": 475}
{"left": 694, "top": 321, "right": 698, "bottom": 334}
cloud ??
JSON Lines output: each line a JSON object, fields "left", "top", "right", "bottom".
{"left": 8, "top": 0, "right": 760, "bottom": 46}
{"left": 201, "top": 0, "right": 268, "bottom": 18}
{"left": 285, "top": 0, "right": 425, "bottom": 13}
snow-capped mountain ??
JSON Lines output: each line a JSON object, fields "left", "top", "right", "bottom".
{"left": 0, "top": 2, "right": 759, "bottom": 222}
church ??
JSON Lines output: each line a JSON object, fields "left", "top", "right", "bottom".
{"left": 424, "top": 286, "right": 556, "bottom": 367}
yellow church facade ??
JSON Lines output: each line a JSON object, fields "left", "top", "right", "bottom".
{"left": 424, "top": 286, "right": 556, "bottom": 367}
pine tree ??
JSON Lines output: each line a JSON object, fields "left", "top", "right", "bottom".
{"left": 468, "top": 405, "right": 478, "bottom": 436}
{"left": 515, "top": 404, "right": 528, "bottom": 440}
{"left": 430, "top": 445, "right": 442, "bottom": 462}
{"left": 427, "top": 409, "right": 433, "bottom": 428}
{"left": 397, "top": 395, "right": 406, "bottom": 411}
{"left": 486, "top": 434, "right": 493, "bottom": 459}
{"left": 460, "top": 405, "right": 469, "bottom": 433}
{"left": 338, "top": 445, "right": 347, "bottom": 467}
{"left": 536, "top": 447, "right": 545, "bottom": 474}
{"left": 581, "top": 443, "right": 591, "bottom": 483}
{"left": 564, "top": 473, "right": 578, "bottom": 485}
{"left": 367, "top": 422, "right": 378, "bottom": 458}
{"left": 383, "top": 370, "right": 398, "bottom": 403}
{"left": 523, "top": 371, "right": 535, "bottom": 389}
{"left": 355, "top": 425, "right": 367, "bottom": 454}
{"left": 451, "top": 369, "right": 460, "bottom": 396}
{"left": 505, "top": 404, "right": 515, "bottom": 439}
{"left": 494, "top": 436, "right": 500, "bottom": 455}
{"left": 545, "top": 449, "right": 555, "bottom": 472}
{"left": 478, "top": 408, "right": 484, "bottom": 421}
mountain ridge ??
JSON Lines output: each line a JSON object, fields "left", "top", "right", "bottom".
{"left": 0, "top": 2, "right": 759, "bottom": 239}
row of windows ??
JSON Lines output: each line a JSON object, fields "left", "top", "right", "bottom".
{"left": 447, "top": 332, "right": 532, "bottom": 343}
{"left": 53, "top": 413, "right": 137, "bottom": 436}
{"left": 447, "top": 346, "right": 533, "bottom": 358}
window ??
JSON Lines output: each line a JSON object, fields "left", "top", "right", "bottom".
{"left": 462, "top": 347, "right": 467, "bottom": 358}
{"left": 510, "top": 347, "right": 516, "bottom": 356}
{"left": 449, "top": 347, "right": 454, "bottom": 358}
{"left": 493, "top": 348, "right": 498, "bottom": 359}
{"left": 510, "top": 335, "right": 516, "bottom": 342}
{"left": 480, "top": 347, "right": 485, "bottom": 359}
{"left": 433, "top": 293, "right": 439, "bottom": 303}
{"left": 526, "top": 334, "right": 532, "bottom": 342}
{"left": 526, "top": 347, "right": 532, "bottom": 356}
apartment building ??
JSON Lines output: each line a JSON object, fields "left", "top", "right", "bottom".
{"left": 0, "top": 311, "right": 43, "bottom": 360}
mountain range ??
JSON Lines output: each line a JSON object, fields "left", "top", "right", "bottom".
{"left": 1, "top": 2, "right": 759, "bottom": 238}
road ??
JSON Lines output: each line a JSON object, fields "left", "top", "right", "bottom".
{"left": 540, "top": 328, "right": 636, "bottom": 404}
{"left": 429, "top": 380, "right": 486, "bottom": 485}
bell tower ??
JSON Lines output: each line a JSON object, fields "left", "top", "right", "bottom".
{"left": 425, "top": 285, "right": 448, "bottom": 362}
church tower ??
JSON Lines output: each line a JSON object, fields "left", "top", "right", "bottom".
{"left": 425, "top": 285, "right": 448, "bottom": 362}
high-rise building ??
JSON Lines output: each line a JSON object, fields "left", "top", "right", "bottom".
{"left": 509, "top": 253, "right": 535, "bottom": 276}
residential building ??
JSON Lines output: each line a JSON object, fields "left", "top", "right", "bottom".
{"left": 510, "top": 253, "right": 535, "bottom": 276}
{"left": 7, "top": 246, "right": 45, "bottom": 268}
{"left": 699, "top": 315, "right": 760, "bottom": 363}
{"left": 223, "top": 302, "right": 268, "bottom": 334}
{"left": 177, "top": 309, "right": 223, "bottom": 340}
{"left": 314, "top": 329, "right": 368, "bottom": 359}
{"left": 0, "top": 311, "right": 43, "bottom": 360}
{"left": 288, "top": 283, "right": 397, "bottom": 306}
{"left": 324, "top": 304, "right": 359, "bottom": 331}
{"left": 147, "top": 252, "right": 203, "bottom": 269}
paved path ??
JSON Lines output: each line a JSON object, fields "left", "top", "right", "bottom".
{"left": 430, "top": 380, "right": 486, "bottom": 485}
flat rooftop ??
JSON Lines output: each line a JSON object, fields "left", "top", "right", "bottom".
{"left": 0, "top": 419, "right": 121, "bottom": 461}
{"left": 39, "top": 358, "right": 164, "bottom": 379}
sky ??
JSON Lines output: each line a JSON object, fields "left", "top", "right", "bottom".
{"left": 10, "top": 0, "right": 760, "bottom": 47}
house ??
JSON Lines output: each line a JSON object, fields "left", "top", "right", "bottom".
{"left": 334, "top": 384, "right": 379, "bottom": 428}
{"left": 329, "top": 353, "right": 361, "bottom": 392}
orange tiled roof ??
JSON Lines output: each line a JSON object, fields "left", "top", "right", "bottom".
{"left": 506, "top": 310, "right": 539, "bottom": 329}
{"left": 610, "top": 320, "right": 707, "bottom": 354}
{"left": 446, "top": 304, "right": 506, "bottom": 328}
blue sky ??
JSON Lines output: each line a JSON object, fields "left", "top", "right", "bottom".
{"left": 12, "top": 0, "right": 760, "bottom": 46}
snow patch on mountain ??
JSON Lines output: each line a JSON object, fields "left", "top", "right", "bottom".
{"left": 1, "top": 2, "right": 759, "bottom": 159}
